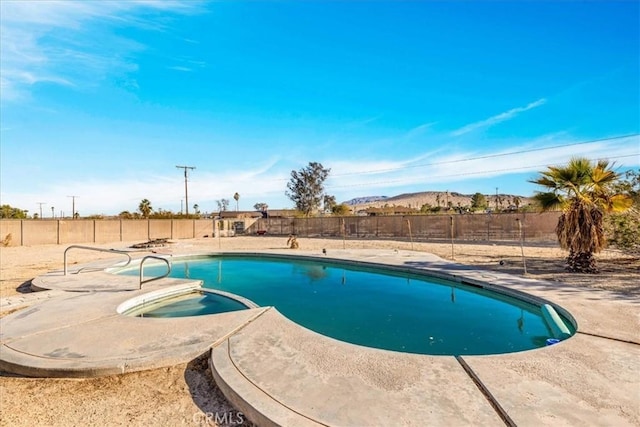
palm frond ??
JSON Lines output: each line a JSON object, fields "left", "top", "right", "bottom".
{"left": 532, "top": 192, "right": 565, "bottom": 211}
{"left": 609, "top": 194, "right": 634, "bottom": 212}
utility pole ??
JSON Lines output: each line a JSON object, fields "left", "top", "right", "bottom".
{"left": 176, "top": 165, "right": 196, "bottom": 216}
{"left": 37, "top": 202, "right": 46, "bottom": 219}
{"left": 67, "top": 195, "right": 78, "bottom": 219}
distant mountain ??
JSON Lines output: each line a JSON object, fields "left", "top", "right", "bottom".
{"left": 344, "top": 196, "right": 388, "bottom": 205}
{"left": 344, "top": 191, "right": 533, "bottom": 211}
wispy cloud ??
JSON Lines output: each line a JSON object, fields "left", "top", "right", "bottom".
{"left": 168, "top": 66, "right": 193, "bottom": 72}
{"left": 321, "top": 133, "right": 639, "bottom": 196}
{"left": 404, "top": 122, "right": 437, "bottom": 140}
{"left": 2, "top": 134, "right": 637, "bottom": 214}
{"left": 450, "top": 98, "right": 547, "bottom": 136}
{"left": 167, "top": 58, "right": 207, "bottom": 72}
{"left": 0, "top": 1, "right": 204, "bottom": 102}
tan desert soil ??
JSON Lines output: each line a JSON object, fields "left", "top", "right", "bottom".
{"left": 1, "top": 236, "right": 638, "bottom": 426}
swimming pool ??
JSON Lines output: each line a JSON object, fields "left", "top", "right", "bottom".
{"left": 120, "top": 255, "right": 575, "bottom": 356}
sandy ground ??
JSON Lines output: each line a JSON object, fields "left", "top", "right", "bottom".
{"left": 1, "top": 236, "right": 638, "bottom": 426}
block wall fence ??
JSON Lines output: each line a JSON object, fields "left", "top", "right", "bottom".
{"left": 0, "top": 212, "right": 561, "bottom": 247}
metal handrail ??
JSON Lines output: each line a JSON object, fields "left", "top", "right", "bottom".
{"left": 139, "top": 255, "right": 172, "bottom": 289}
{"left": 64, "top": 245, "right": 132, "bottom": 275}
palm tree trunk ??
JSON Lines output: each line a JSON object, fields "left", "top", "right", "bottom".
{"left": 567, "top": 250, "right": 598, "bottom": 273}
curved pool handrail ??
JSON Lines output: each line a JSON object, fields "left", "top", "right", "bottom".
{"left": 64, "top": 245, "right": 132, "bottom": 275}
{"left": 139, "top": 255, "right": 172, "bottom": 289}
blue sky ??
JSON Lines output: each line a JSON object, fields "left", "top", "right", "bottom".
{"left": 1, "top": 1, "right": 638, "bottom": 217}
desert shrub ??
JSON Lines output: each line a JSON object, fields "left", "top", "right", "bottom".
{"left": 606, "top": 170, "right": 640, "bottom": 254}
{"left": 606, "top": 209, "right": 640, "bottom": 254}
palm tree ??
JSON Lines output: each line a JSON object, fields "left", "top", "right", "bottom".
{"left": 233, "top": 192, "right": 240, "bottom": 211}
{"left": 530, "top": 157, "right": 632, "bottom": 273}
{"left": 138, "top": 199, "right": 152, "bottom": 219}
{"left": 512, "top": 196, "right": 521, "bottom": 211}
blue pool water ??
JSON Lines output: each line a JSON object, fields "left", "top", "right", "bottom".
{"left": 123, "top": 255, "right": 575, "bottom": 355}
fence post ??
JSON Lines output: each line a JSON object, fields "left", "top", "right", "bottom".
{"left": 486, "top": 213, "right": 491, "bottom": 241}
{"left": 407, "top": 218, "right": 414, "bottom": 250}
{"left": 450, "top": 216, "right": 454, "bottom": 260}
{"left": 516, "top": 218, "right": 527, "bottom": 275}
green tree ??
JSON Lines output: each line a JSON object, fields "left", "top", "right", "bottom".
{"left": 286, "top": 162, "right": 331, "bottom": 217}
{"left": 323, "top": 195, "right": 337, "bottom": 213}
{"left": 254, "top": 202, "right": 269, "bottom": 212}
{"left": 138, "top": 199, "right": 152, "bottom": 218}
{"left": 530, "top": 158, "right": 633, "bottom": 273}
{"left": 2, "top": 205, "right": 13, "bottom": 218}
{"left": 216, "top": 199, "right": 230, "bottom": 212}
{"left": 331, "top": 203, "right": 351, "bottom": 215}
{"left": 471, "top": 193, "right": 488, "bottom": 211}
{"left": 0, "top": 204, "right": 28, "bottom": 219}
{"left": 151, "top": 208, "right": 175, "bottom": 219}
{"left": 233, "top": 192, "right": 240, "bottom": 211}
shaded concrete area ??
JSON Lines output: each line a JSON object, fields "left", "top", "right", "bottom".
{"left": 1, "top": 249, "right": 638, "bottom": 426}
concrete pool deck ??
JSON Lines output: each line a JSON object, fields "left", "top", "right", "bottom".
{"left": 0, "top": 249, "right": 638, "bottom": 426}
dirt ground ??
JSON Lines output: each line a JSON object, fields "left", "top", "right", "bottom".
{"left": 1, "top": 236, "right": 638, "bottom": 426}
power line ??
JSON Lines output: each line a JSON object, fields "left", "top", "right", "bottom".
{"left": 210, "top": 133, "right": 638, "bottom": 187}
{"left": 191, "top": 135, "right": 638, "bottom": 201}
{"left": 215, "top": 152, "right": 638, "bottom": 199}
{"left": 330, "top": 133, "right": 639, "bottom": 178}
{"left": 325, "top": 153, "right": 640, "bottom": 190}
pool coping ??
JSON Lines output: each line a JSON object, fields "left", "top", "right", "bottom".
{"left": 1, "top": 248, "right": 638, "bottom": 425}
